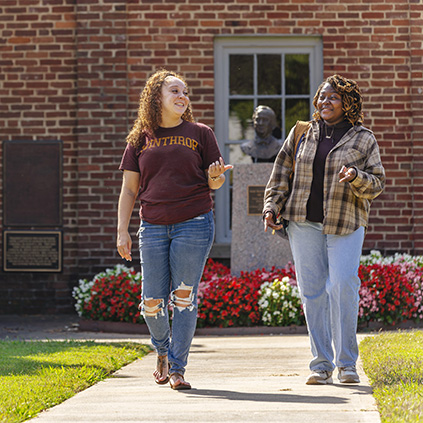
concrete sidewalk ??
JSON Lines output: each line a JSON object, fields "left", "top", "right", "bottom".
{"left": 1, "top": 316, "right": 380, "bottom": 423}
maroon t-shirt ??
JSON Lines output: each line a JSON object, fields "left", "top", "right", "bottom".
{"left": 119, "top": 120, "right": 222, "bottom": 225}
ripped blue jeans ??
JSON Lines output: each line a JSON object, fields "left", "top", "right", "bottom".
{"left": 138, "top": 210, "right": 214, "bottom": 376}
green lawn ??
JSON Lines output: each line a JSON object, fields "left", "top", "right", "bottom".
{"left": 360, "top": 330, "right": 423, "bottom": 423}
{"left": 0, "top": 340, "right": 151, "bottom": 423}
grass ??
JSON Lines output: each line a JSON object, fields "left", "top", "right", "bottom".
{"left": 0, "top": 340, "right": 152, "bottom": 423}
{"left": 360, "top": 330, "right": 423, "bottom": 423}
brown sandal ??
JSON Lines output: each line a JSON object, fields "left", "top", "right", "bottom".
{"left": 153, "top": 355, "right": 169, "bottom": 385}
{"left": 169, "top": 372, "right": 191, "bottom": 390}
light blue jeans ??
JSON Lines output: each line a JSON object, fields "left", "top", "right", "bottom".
{"left": 138, "top": 210, "right": 214, "bottom": 376}
{"left": 287, "top": 220, "right": 365, "bottom": 371}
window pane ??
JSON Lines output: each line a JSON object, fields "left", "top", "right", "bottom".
{"left": 257, "top": 98, "right": 282, "bottom": 139}
{"left": 230, "top": 55, "right": 253, "bottom": 95}
{"left": 230, "top": 143, "right": 254, "bottom": 165}
{"left": 285, "top": 99, "right": 310, "bottom": 137}
{"left": 258, "top": 54, "right": 281, "bottom": 95}
{"left": 229, "top": 99, "right": 255, "bottom": 141}
{"left": 285, "top": 54, "right": 309, "bottom": 95}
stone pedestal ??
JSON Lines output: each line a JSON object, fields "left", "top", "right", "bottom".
{"left": 231, "top": 164, "right": 293, "bottom": 276}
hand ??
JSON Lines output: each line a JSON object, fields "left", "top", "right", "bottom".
{"left": 116, "top": 231, "right": 132, "bottom": 261}
{"left": 339, "top": 165, "right": 357, "bottom": 183}
{"left": 208, "top": 157, "right": 233, "bottom": 180}
{"left": 263, "top": 211, "right": 284, "bottom": 233}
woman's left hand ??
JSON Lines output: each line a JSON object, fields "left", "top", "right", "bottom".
{"left": 339, "top": 165, "right": 357, "bottom": 183}
{"left": 208, "top": 157, "right": 233, "bottom": 180}
{"left": 207, "top": 157, "right": 233, "bottom": 189}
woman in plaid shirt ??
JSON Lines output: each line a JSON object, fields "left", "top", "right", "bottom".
{"left": 263, "top": 75, "right": 385, "bottom": 385}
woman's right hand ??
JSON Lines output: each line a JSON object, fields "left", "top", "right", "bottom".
{"left": 117, "top": 231, "right": 132, "bottom": 261}
{"left": 263, "top": 211, "right": 284, "bottom": 233}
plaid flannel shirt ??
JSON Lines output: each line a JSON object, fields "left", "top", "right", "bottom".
{"left": 263, "top": 120, "right": 385, "bottom": 235}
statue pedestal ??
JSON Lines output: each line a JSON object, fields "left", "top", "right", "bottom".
{"left": 230, "top": 164, "right": 293, "bottom": 276}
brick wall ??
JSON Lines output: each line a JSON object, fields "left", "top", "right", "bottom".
{"left": 75, "top": 0, "right": 131, "bottom": 276}
{"left": 0, "top": 0, "right": 421, "bottom": 314}
{"left": 0, "top": 0, "right": 79, "bottom": 312}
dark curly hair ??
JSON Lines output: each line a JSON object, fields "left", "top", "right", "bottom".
{"left": 126, "top": 69, "right": 195, "bottom": 148}
{"left": 312, "top": 74, "right": 364, "bottom": 125}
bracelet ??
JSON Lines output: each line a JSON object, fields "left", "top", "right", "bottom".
{"left": 208, "top": 174, "right": 221, "bottom": 182}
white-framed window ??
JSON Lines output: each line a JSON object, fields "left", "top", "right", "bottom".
{"left": 213, "top": 36, "right": 323, "bottom": 245}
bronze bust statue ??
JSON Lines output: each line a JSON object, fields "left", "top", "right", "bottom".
{"left": 241, "top": 105, "right": 283, "bottom": 163}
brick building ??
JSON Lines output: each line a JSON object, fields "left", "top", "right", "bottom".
{"left": 1, "top": 0, "right": 422, "bottom": 314}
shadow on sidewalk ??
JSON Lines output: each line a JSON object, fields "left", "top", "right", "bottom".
{"left": 179, "top": 388, "right": 348, "bottom": 404}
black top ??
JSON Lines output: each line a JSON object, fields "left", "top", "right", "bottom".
{"left": 306, "top": 120, "right": 353, "bottom": 223}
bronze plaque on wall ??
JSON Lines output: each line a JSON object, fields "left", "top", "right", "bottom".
{"left": 3, "top": 140, "right": 62, "bottom": 227}
{"left": 3, "top": 230, "right": 62, "bottom": 272}
{"left": 247, "top": 185, "right": 265, "bottom": 215}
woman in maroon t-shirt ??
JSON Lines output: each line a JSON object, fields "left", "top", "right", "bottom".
{"left": 117, "top": 69, "right": 232, "bottom": 390}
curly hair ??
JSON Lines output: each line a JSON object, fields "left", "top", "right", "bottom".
{"left": 126, "top": 69, "right": 195, "bottom": 147}
{"left": 312, "top": 74, "right": 364, "bottom": 125}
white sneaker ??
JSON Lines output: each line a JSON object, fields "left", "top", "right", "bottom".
{"left": 306, "top": 370, "right": 333, "bottom": 385}
{"left": 338, "top": 366, "right": 360, "bottom": 383}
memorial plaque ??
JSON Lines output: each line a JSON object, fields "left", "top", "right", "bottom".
{"left": 247, "top": 185, "right": 265, "bottom": 215}
{"left": 3, "top": 140, "right": 62, "bottom": 226}
{"left": 3, "top": 230, "right": 62, "bottom": 272}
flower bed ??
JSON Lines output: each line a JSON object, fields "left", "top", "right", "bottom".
{"left": 73, "top": 264, "right": 144, "bottom": 324}
{"left": 358, "top": 251, "right": 423, "bottom": 325}
{"left": 73, "top": 251, "right": 423, "bottom": 328}
{"left": 197, "top": 264, "right": 297, "bottom": 328}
